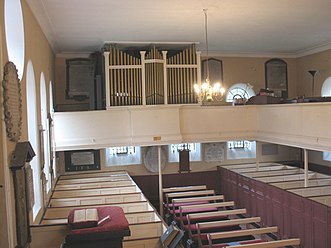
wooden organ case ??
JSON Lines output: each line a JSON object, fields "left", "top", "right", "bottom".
{"left": 103, "top": 43, "right": 201, "bottom": 108}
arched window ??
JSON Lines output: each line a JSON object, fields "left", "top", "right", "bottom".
{"left": 321, "top": 77, "right": 331, "bottom": 97}
{"left": 4, "top": 0, "right": 25, "bottom": 79}
{"left": 226, "top": 83, "right": 255, "bottom": 102}
{"left": 40, "top": 73, "right": 51, "bottom": 192}
{"left": 201, "top": 58, "right": 223, "bottom": 84}
{"left": 265, "top": 58, "right": 288, "bottom": 98}
{"left": 26, "top": 61, "right": 42, "bottom": 220}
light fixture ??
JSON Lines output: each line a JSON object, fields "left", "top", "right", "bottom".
{"left": 194, "top": 9, "right": 226, "bottom": 103}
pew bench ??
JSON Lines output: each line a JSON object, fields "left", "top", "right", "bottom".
{"left": 44, "top": 201, "right": 153, "bottom": 219}
{"left": 176, "top": 201, "right": 235, "bottom": 227}
{"left": 52, "top": 185, "right": 140, "bottom": 198}
{"left": 57, "top": 175, "right": 130, "bottom": 185}
{"left": 163, "top": 185, "right": 208, "bottom": 194}
{"left": 170, "top": 195, "right": 225, "bottom": 215}
{"left": 55, "top": 180, "right": 135, "bottom": 191}
{"left": 204, "top": 226, "right": 278, "bottom": 248}
{"left": 186, "top": 209, "right": 247, "bottom": 239}
{"left": 195, "top": 217, "right": 261, "bottom": 247}
{"left": 164, "top": 189, "right": 216, "bottom": 222}
{"left": 205, "top": 238, "right": 300, "bottom": 248}
{"left": 49, "top": 192, "right": 146, "bottom": 207}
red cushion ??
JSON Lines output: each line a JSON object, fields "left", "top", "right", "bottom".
{"left": 66, "top": 206, "right": 130, "bottom": 243}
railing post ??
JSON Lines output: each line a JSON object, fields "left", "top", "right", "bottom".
{"left": 304, "top": 149, "right": 308, "bottom": 187}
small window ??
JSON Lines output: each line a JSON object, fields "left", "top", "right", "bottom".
{"left": 201, "top": 58, "right": 223, "bottom": 84}
{"left": 323, "top": 152, "right": 331, "bottom": 162}
{"left": 227, "top": 141, "right": 256, "bottom": 160}
{"left": 168, "top": 143, "right": 201, "bottom": 162}
{"left": 105, "top": 146, "right": 141, "bottom": 166}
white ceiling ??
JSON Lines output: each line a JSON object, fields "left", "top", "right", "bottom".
{"left": 26, "top": 0, "right": 331, "bottom": 56}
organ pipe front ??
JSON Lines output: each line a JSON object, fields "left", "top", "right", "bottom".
{"left": 103, "top": 44, "right": 201, "bottom": 108}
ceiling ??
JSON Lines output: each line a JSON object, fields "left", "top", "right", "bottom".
{"left": 26, "top": 0, "right": 331, "bottom": 57}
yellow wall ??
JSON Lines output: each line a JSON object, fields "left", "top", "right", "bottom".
{"left": 296, "top": 49, "right": 331, "bottom": 97}
{"left": 296, "top": 49, "right": 331, "bottom": 166}
{"left": 219, "top": 56, "right": 297, "bottom": 98}
{"left": 54, "top": 55, "right": 297, "bottom": 107}
{"left": 54, "top": 56, "right": 90, "bottom": 110}
{"left": 0, "top": 0, "right": 55, "bottom": 246}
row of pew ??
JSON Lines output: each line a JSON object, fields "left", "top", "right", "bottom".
{"left": 162, "top": 184, "right": 301, "bottom": 248}
{"left": 30, "top": 170, "right": 166, "bottom": 248}
{"left": 218, "top": 163, "right": 331, "bottom": 248}
{"left": 219, "top": 162, "right": 331, "bottom": 248}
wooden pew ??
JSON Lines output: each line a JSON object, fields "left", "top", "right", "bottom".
{"left": 270, "top": 178, "right": 331, "bottom": 190}
{"left": 57, "top": 175, "right": 130, "bottom": 185}
{"left": 52, "top": 185, "right": 140, "bottom": 198}
{"left": 205, "top": 226, "right": 278, "bottom": 248}
{"left": 309, "top": 195, "right": 331, "bottom": 207}
{"left": 256, "top": 172, "right": 330, "bottom": 183}
{"left": 177, "top": 201, "right": 235, "bottom": 227}
{"left": 170, "top": 195, "right": 224, "bottom": 214}
{"left": 289, "top": 185, "right": 331, "bottom": 198}
{"left": 186, "top": 209, "right": 247, "bottom": 239}
{"left": 44, "top": 201, "right": 153, "bottom": 219}
{"left": 206, "top": 238, "right": 301, "bottom": 248}
{"left": 41, "top": 210, "right": 158, "bottom": 225}
{"left": 163, "top": 185, "right": 208, "bottom": 194}
{"left": 230, "top": 165, "right": 295, "bottom": 173}
{"left": 55, "top": 180, "right": 135, "bottom": 191}
{"left": 165, "top": 190, "right": 215, "bottom": 206}
{"left": 60, "top": 171, "right": 128, "bottom": 179}
{"left": 222, "top": 163, "right": 279, "bottom": 170}
{"left": 33, "top": 170, "right": 167, "bottom": 248}
{"left": 31, "top": 211, "right": 164, "bottom": 248}
{"left": 242, "top": 168, "right": 303, "bottom": 178}
{"left": 164, "top": 189, "right": 216, "bottom": 221}
{"left": 195, "top": 217, "right": 261, "bottom": 247}
{"left": 49, "top": 192, "right": 146, "bottom": 207}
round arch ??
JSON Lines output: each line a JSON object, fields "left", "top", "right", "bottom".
{"left": 26, "top": 60, "right": 41, "bottom": 220}
{"left": 226, "top": 83, "right": 256, "bottom": 102}
{"left": 4, "top": 0, "right": 25, "bottom": 79}
{"left": 321, "top": 77, "right": 331, "bottom": 97}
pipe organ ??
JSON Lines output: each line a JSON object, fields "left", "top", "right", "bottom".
{"left": 103, "top": 44, "right": 201, "bottom": 108}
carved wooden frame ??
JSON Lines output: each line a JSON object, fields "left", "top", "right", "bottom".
{"left": 2, "top": 61, "right": 22, "bottom": 142}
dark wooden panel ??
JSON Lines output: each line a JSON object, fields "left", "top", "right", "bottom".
{"left": 312, "top": 201, "right": 328, "bottom": 248}
{"left": 289, "top": 197, "right": 305, "bottom": 247}
{"left": 270, "top": 186, "right": 285, "bottom": 238}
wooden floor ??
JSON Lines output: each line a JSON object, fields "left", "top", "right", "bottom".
{"left": 30, "top": 170, "right": 166, "bottom": 248}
